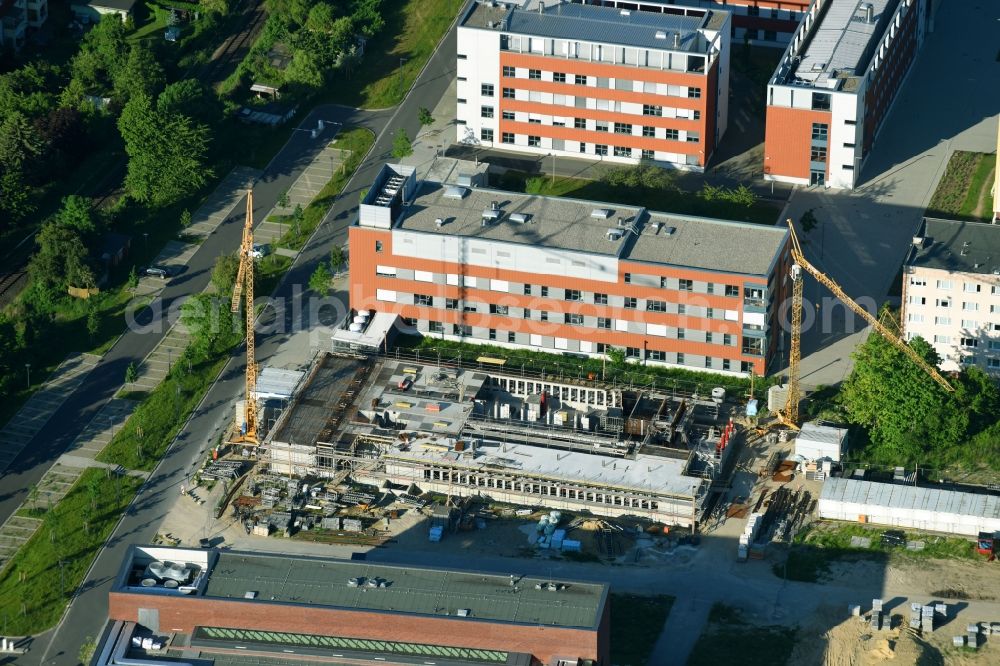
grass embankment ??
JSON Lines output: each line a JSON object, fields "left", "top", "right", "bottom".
{"left": 491, "top": 171, "right": 780, "bottom": 225}
{"left": 610, "top": 594, "right": 675, "bottom": 666}
{"left": 272, "top": 128, "right": 375, "bottom": 251}
{"left": 97, "top": 352, "right": 229, "bottom": 471}
{"left": 400, "top": 336, "right": 776, "bottom": 396}
{"left": 332, "top": 0, "right": 465, "bottom": 109}
{"left": 777, "top": 522, "right": 978, "bottom": 583}
{"left": 0, "top": 468, "right": 143, "bottom": 634}
{"left": 926, "top": 151, "right": 996, "bottom": 221}
{"left": 687, "top": 604, "right": 797, "bottom": 666}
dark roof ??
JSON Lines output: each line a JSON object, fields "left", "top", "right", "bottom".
{"left": 909, "top": 218, "right": 1000, "bottom": 276}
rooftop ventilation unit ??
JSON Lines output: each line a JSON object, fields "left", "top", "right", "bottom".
{"left": 650, "top": 222, "right": 661, "bottom": 234}
{"left": 864, "top": 2, "right": 875, "bottom": 23}
{"left": 482, "top": 208, "right": 501, "bottom": 224}
{"left": 912, "top": 236, "right": 925, "bottom": 247}
{"left": 673, "top": 33, "right": 680, "bottom": 48}
{"left": 457, "top": 608, "right": 471, "bottom": 617}
{"left": 435, "top": 218, "right": 444, "bottom": 228}
{"left": 606, "top": 229, "right": 624, "bottom": 241}
{"left": 662, "top": 226, "right": 676, "bottom": 236}
{"left": 444, "top": 185, "right": 468, "bottom": 199}
{"left": 617, "top": 217, "right": 630, "bottom": 228}
{"left": 655, "top": 30, "right": 666, "bottom": 40}
{"left": 620, "top": 9, "right": 630, "bottom": 16}
{"left": 591, "top": 208, "right": 611, "bottom": 219}
{"left": 509, "top": 212, "right": 528, "bottom": 224}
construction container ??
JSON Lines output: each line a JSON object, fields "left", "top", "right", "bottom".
{"left": 561, "top": 539, "right": 581, "bottom": 552}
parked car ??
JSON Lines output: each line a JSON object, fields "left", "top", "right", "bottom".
{"left": 250, "top": 244, "right": 270, "bottom": 259}
{"left": 143, "top": 266, "right": 170, "bottom": 279}
{"left": 881, "top": 530, "right": 906, "bottom": 547}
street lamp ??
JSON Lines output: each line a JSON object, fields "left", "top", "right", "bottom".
{"left": 548, "top": 152, "right": 556, "bottom": 184}
{"left": 25, "top": 363, "right": 30, "bottom": 388}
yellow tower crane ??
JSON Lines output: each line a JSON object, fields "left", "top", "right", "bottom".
{"left": 780, "top": 218, "right": 953, "bottom": 428}
{"left": 231, "top": 190, "right": 259, "bottom": 445}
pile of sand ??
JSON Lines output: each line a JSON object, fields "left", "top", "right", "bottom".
{"left": 788, "top": 605, "right": 943, "bottom": 666}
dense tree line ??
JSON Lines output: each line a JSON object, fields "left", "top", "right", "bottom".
{"left": 238, "top": 0, "right": 384, "bottom": 98}
{"left": 838, "top": 330, "right": 1000, "bottom": 472}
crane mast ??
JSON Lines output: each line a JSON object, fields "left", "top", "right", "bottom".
{"left": 780, "top": 219, "right": 953, "bottom": 427}
{"left": 232, "top": 190, "right": 259, "bottom": 445}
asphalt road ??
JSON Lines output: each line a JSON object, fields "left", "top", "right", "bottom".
{"left": 18, "top": 2, "right": 464, "bottom": 662}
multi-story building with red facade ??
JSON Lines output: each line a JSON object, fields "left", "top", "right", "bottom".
{"left": 349, "top": 164, "right": 789, "bottom": 376}
{"left": 763, "top": 0, "right": 928, "bottom": 189}
{"left": 98, "top": 545, "right": 608, "bottom": 666}
{"left": 455, "top": 0, "right": 731, "bottom": 170}
{"left": 573, "top": 0, "right": 809, "bottom": 47}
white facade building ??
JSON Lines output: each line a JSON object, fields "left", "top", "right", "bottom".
{"left": 456, "top": 1, "right": 731, "bottom": 170}
{"left": 902, "top": 218, "right": 1000, "bottom": 376}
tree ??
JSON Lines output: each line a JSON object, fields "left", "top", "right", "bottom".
{"left": 126, "top": 266, "right": 139, "bottom": 292}
{"left": 309, "top": 262, "right": 332, "bottom": 295}
{"left": 199, "top": 0, "right": 231, "bottom": 14}
{"left": 72, "top": 15, "right": 129, "bottom": 93}
{"left": 351, "top": 0, "right": 385, "bottom": 38}
{"left": 181, "top": 294, "right": 242, "bottom": 360}
{"left": 840, "top": 332, "right": 960, "bottom": 465}
{"left": 57, "top": 195, "right": 97, "bottom": 235}
{"left": 210, "top": 253, "right": 240, "bottom": 297}
{"left": 290, "top": 203, "right": 304, "bottom": 237}
{"left": 29, "top": 221, "right": 96, "bottom": 298}
{"left": 277, "top": 189, "right": 289, "bottom": 209}
{"left": 86, "top": 306, "right": 100, "bottom": 339}
{"left": 118, "top": 93, "right": 213, "bottom": 205}
{"left": 418, "top": 107, "right": 434, "bottom": 126}
{"left": 391, "top": 127, "right": 413, "bottom": 159}
{"left": 284, "top": 49, "right": 325, "bottom": 94}
{"left": 124, "top": 361, "right": 138, "bottom": 384}
{"left": 114, "top": 43, "right": 166, "bottom": 103}
{"left": 306, "top": 2, "right": 337, "bottom": 32}
{"left": 180, "top": 209, "right": 192, "bottom": 228}
{"left": 157, "top": 79, "right": 220, "bottom": 125}
{"left": 330, "top": 245, "right": 345, "bottom": 272}
{"left": 606, "top": 347, "right": 626, "bottom": 368}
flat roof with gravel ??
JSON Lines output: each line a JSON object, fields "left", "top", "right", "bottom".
{"left": 201, "top": 551, "right": 606, "bottom": 629}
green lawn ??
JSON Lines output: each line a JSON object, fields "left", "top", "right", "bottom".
{"left": 610, "top": 594, "right": 675, "bottom": 666}
{"left": 927, "top": 151, "right": 997, "bottom": 221}
{"left": 326, "top": 0, "right": 466, "bottom": 109}
{"left": 491, "top": 171, "right": 781, "bottom": 225}
{"left": 129, "top": 2, "right": 170, "bottom": 43}
{"left": 687, "top": 604, "right": 797, "bottom": 666}
{"left": 97, "top": 351, "right": 229, "bottom": 471}
{"left": 776, "top": 521, "right": 977, "bottom": 583}
{"left": 399, "top": 336, "right": 776, "bottom": 396}
{"left": 0, "top": 468, "right": 144, "bottom": 635}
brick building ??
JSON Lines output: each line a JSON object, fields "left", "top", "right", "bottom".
{"left": 763, "top": 0, "right": 928, "bottom": 189}
{"left": 101, "top": 545, "right": 609, "bottom": 666}
{"left": 573, "top": 0, "right": 809, "bottom": 46}
{"left": 456, "top": 0, "right": 731, "bottom": 170}
{"left": 349, "top": 164, "right": 789, "bottom": 376}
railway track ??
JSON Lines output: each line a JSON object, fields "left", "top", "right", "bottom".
{"left": 197, "top": 0, "right": 268, "bottom": 88}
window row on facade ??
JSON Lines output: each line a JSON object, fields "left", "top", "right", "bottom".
{"left": 478, "top": 107, "right": 701, "bottom": 140}
{"left": 496, "top": 67, "right": 704, "bottom": 98}
{"left": 418, "top": 466, "right": 682, "bottom": 510}
{"left": 400, "top": 318, "right": 762, "bottom": 369}
{"left": 376, "top": 288, "right": 752, "bottom": 330}
{"left": 494, "top": 36, "right": 709, "bottom": 75}
{"left": 374, "top": 263, "right": 758, "bottom": 301}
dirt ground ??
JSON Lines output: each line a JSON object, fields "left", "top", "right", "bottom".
{"left": 788, "top": 604, "right": 997, "bottom": 665}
